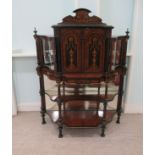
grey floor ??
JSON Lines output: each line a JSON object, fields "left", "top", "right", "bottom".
{"left": 13, "top": 112, "right": 143, "bottom": 155}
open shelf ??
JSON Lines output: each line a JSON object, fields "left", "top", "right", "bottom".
{"left": 46, "top": 100, "right": 116, "bottom": 127}
{"left": 45, "top": 82, "right": 118, "bottom": 128}
{"left": 62, "top": 110, "right": 116, "bottom": 127}
{"left": 47, "top": 109, "right": 116, "bottom": 127}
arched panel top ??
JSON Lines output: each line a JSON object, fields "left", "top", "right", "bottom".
{"left": 73, "top": 8, "right": 91, "bottom": 13}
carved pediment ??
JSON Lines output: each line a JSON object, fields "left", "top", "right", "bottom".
{"left": 62, "top": 8, "right": 102, "bottom": 24}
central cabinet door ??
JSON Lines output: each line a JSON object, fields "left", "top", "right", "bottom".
{"left": 83, "top": 28, "right": 106, "bottom": 73}
{"left": 60, "top": 29, "right": 82, "bottom": 73}
{"left": 60, "top": 28, "right": 106, "bottom": 74}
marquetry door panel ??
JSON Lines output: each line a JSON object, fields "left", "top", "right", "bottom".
{"left": 60, "top": 29, "right": 82, "bottom": 72}
{"left": 83, "top": 29, "right": 105, "bottom": 73}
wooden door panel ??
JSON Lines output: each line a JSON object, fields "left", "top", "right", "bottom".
{"left": 60, "top": 29, "right": 81, "bottom": 73}
{"left": 83, "top": 29, "right": 106, "bottom": 73}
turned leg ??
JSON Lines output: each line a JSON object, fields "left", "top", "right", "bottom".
{"left": 40, "top": 110, "right": 46, "bottom": 124}
{"left": 97, "top": 84, "right": 100, "bottom": 113}
{"left": 58, "top": 100, "right": 63, "bottom": 138}
{"left": 116, "top": 107, "right": 122, "bottom": 124}
{"left": 116, "top": 93, "right": 122, "bottom": 124}
{"left": 58, "top": 125, "right": 63, "bottom": 138}
{"left": 101, "top": 101, "right": 107, "bottom": 137}
{"left": 116, "top": 75, "right": 124, "bottom": 124}
{"left": 101, "top": 123, "right": 106, "bottom": 137}
{"left": 57, "top": 81, "right": 63, "bottom": 138}
{"left": 39, "top": 76, "right": 46, "bottom": 124}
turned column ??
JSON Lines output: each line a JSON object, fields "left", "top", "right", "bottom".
{"left": 57, "top": 80, "right": 63, "bottom": 138}
{"left": 34, "top": 28, "right": 47, "bottom": 124}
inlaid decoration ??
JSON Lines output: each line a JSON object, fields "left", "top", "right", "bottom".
{"left": 66, "top": 37, "right": 77, "bottom": 67}
{"left": 89, "top": 38, "right": 100, "bottom": 68}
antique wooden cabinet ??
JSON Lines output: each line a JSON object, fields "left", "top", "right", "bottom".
{"left": 52, "top": 9, "right": 112, "bottom": 77}
{"left": 34, "top": 8, "right": 129, "bottom": 138}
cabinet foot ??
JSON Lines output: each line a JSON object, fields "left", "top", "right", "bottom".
{"left": 101, "top": 124, "right": 106, "bottom": 137}
{"left": 116, "top": 119, "right": 120, "bottom": 124}
{"left": 41, "top": 111, "right": 46, "bottom": 124}
{"left": 116, "top": 111, "right": 121, "bottom": 124}
{"left": 58, "top": 134, "right": 63, "bottom": 138}
{"left": 58, "top": 126, "right": 63, "bottom": 138}
{"left": 42, "top": 119, "right": 46, "bottom": 124}
{"left": 101, "top": 133, "right": 105, "bottom": 137}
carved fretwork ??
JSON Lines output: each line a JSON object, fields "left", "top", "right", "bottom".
{"left": 66, "top": 37, "right": 77, "bottom": 67}
{"left": 89, "top": 38, "right": 100, "bottom": 68}
{"left": 62, "top": 8, "right": 102, "bottom": 24}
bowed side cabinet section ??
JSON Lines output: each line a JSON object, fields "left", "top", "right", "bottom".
{"left": 34, "top": 8, "right": 129, "bottom": 138}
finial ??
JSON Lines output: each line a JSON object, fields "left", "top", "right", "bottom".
{"left": 126, "top": 28, "right": 129, "bottom": 37}
{"left": 33, "top": 27, "right": 37, "bottom": 35}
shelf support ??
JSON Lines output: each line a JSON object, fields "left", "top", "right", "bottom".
{"left": 58, "top": 99, "right": 63, "bottom": 138}
{"left": 101, "top": 100, "right": 107, "bottom": 137}
{"left": 116, "top": 75, "right": 124, "bottom": 124}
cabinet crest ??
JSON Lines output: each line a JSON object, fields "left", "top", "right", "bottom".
{"left": 62, "top": 8, "right": 102, "bottom": 24}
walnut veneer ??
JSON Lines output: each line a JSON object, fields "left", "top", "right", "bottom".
{"left": 34, "top": 8, "right": 129, "bottom": 138}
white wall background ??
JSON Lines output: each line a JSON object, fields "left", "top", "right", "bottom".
{"left": 12, "top": 0, "right": 75, "bottom": 51}
{"left": 12, "top": 0, "right": 134, "bottom": 51}
{"left": 125, "top": 0, "right": 143, "bottom": 113}
{"left": 12, "top": 0, "right": 142, "bottom": 113}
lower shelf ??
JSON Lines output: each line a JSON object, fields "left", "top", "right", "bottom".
{"left": 46, "top": 100, "right": 116, "bottom": 127}
{"left": 47, "top": 109, "right": 116, "bottom": 127}
{"left": 63, "top": 110, "right": 116, "bottom": 127}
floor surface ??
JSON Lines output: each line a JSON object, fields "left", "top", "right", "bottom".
{"left": 13, "top": 112, "right": 143, "bottom": 155}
